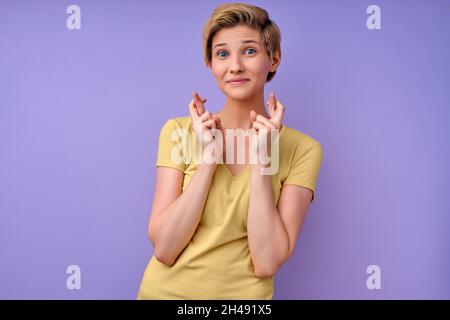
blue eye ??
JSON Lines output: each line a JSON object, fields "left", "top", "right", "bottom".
{"left": 215, "top": 48, "right": 257, "bottom": 59}
{"left": 217, "top": 51, "right": 228, "bottom": 58}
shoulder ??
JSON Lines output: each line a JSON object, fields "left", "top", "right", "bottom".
{"left": 159, "top": 116, "right": 193, "bottom": 135}
{"left": 171, "top": 116, "right": 192, "bottom": 128}
{"left": 281, "top": 125, "right": 322, "bottom": 152}
{"left": 161, "top": 116, "right": 191, "bottom": 128}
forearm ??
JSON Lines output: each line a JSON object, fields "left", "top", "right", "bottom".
{"left": 247, "top": 164, "right": 290, "bottom": 277}
{"left": 150, "top": 164, "right": 216, "bottom": 264}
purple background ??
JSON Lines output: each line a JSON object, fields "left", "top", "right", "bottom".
{"left": 1, "top": 0, "right": 449, "bottom": 299}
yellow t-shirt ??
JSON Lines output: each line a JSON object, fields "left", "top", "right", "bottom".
{"left": 137, "top": 116, "right": 323, "bottom": 299}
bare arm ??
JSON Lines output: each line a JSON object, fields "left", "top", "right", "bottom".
{"left": 148, "top": 91, "right": 221, "bottom": 266}
{"left": 148, "top": 163, "right": 217, "bottom": 266}
{"left": 247, "top": 164, "right": 289, "bottom": 277}
{"left": 247, "top": 164, "right": 313, "bottom": 278}
{"left": 247, "top": 93, "right": 313, "bottom": 278}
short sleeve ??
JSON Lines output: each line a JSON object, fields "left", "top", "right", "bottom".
{"left": 282, "top": 142, "right": 323, "bottom": 202}
{"left": 155, "top": 118, "right": 187, "bottom": 173}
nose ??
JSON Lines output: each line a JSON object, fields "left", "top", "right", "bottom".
{"left": 229, "top": 54, "right": 244, "bottom": 74}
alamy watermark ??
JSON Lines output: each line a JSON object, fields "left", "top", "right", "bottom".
{"left": 366, "top": 5, "right": 381, "bottom": 30}
{"left": 66, "top": 5, "right": 81, "bottom": 30}
{"left": 66, "top": 264, "right": 81, "bottom": 290}
{"left": 170, "top": 127, "right": 280, "bottom": 175}
{"left": 366, "top": 264, "right": 381, "bottom": 290}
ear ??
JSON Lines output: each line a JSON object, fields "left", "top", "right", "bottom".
{"left": 269, "top": 49, "right": 281, "bottom": 72}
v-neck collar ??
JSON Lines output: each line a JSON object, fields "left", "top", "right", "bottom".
{"left": 221, "top": 164, "right": 251, "bottom": 179}
{"left": 219, "top": 124, "right": 287, "bottom": 179}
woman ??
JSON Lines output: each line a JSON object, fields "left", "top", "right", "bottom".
{"left": 137, "top": 3, "right": 323, "bottom": 300}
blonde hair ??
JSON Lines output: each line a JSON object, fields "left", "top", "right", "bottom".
{"left": 202, "top": 3, "right": 281, "bottom": 82}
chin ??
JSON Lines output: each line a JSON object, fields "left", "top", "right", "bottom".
{"left": 228, "top": 92, "right": 253, "bottom": 100}
{"left": 223, "top": 87, "right": 257, "bottom": 100}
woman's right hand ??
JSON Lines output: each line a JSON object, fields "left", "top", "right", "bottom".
{"left": 189, "top": 91, "right": 223, "bottom": 165}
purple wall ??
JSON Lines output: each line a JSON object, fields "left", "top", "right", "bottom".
{"left": 1, "top": 0, "right": 449, "bottom": 299}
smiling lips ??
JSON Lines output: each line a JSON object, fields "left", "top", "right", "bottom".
{"left": 227, "top": 78, "right": 249, "bottom": 85}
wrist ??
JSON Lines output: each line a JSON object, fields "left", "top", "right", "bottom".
{"left": 198, "top": 162, "right": 218, "bottom": 172}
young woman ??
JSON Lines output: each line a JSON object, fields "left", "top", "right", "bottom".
{"left": 137, "top": 3, "right": 323, "bottom": 300}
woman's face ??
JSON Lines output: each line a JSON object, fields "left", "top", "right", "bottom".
{"left": 210, "top": 25, "right": 280, "bottom": 100}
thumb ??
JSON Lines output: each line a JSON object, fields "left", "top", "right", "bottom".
{"left": 211, "top": 115, "right": 222, "bottom": 130}
{"left": 250, "top": 110, "right": 257, "bottom": 122}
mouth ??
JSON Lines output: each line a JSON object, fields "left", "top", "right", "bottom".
{"left": 227, "top": 79, "right": 249, "bottom": 85}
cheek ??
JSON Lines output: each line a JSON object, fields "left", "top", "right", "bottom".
{"left": 250, "top": 58, "right": 270, "bottom": 76}
{"left": 211, "top": 61, "right": 224, "bottom": 78}
{"left": 236, "top": 55, "right": 268, "bottom": 76}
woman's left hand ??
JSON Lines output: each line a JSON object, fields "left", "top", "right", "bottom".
{"left": 249, "top": 92, "right": 285, "bottom": 167}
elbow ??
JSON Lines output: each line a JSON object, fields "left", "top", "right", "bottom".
{"left": 154, "top": 247, "right": 176, "bottom": 266}
{"left": 254, "top": 265, "right": 278, "bottom": 279}
{"left": 149, "top": 233, "right": 176, "bottom": 266}
{"left": 148, "top": 225, "right": 177, "bottom": 266}
{"left": 253, "top": 249, "right": 290, "bottom": 278}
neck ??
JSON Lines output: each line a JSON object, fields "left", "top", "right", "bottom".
{"left": 217, "top": 93, "right": 269, "bottom": 129}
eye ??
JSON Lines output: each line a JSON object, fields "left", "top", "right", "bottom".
{"left": 215, "top": 48, "right": 257, "bottom": 59}
{"left": 216, "top": 50, "right": 228, "bottom": 58}
{"left": 245, "top": 48, "right": 257, "bottom": 55}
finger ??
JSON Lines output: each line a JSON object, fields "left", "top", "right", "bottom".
{"left": 252, "top": 120, "right": 257, "bottom": 131}
{"left": 273, "top": 100, "right": 285, "bottom": 126}
{"left": 196, "top": 94, "right": 207, "bottom": 104}
{"left": 210, "top": 117, "right": 217, "bottom": 138}
{"left": 256, "top": 114, "right": 276, "bottom": 129}
{"left": 253, "top": 121, "right": 270, "bottom": 132}
{"left": 267, "top": 93, "right": 276, "bottom": 117}
{"left": 188, "top": 99, "right": 200, "bottom": 120}
{"left": 216, "top": 119, "right": 223, "bottom": 132}
{"left": 199, "top": 111, "right": 211, "bottom": 122}
{"left": 253, "top": 121, "right": 268, "bottom": 131}
{"left": 203, "top": 118, "right": 215, "bottom": 129}
{"left": 193, "top": 91, "right": 206, "bottom": 115}
{"left": 266, "top": 101, "right": 275, "bottom": 118}
{"left": 211, "top": 115, "right": 223, "bottom": 131}
{"left": 200, "top": 119, "right": 215, "bottom": 141}
{"left": 195, "top": 94, "right": 205, "bottom": 115}
{"left": 195, "top": 91, "right": 207, "bottom": 103}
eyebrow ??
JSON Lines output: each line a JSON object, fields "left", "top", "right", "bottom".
{"left": 212, "top": 40, "right": 261, "bottom": 49}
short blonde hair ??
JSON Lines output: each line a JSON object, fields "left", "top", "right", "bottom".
{"left": 202, "top": 3, "right": 281, "bottom": 82}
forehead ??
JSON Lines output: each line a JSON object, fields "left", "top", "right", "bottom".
{"left": 212, "top": 25, "right": 261, "bottom": 45}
